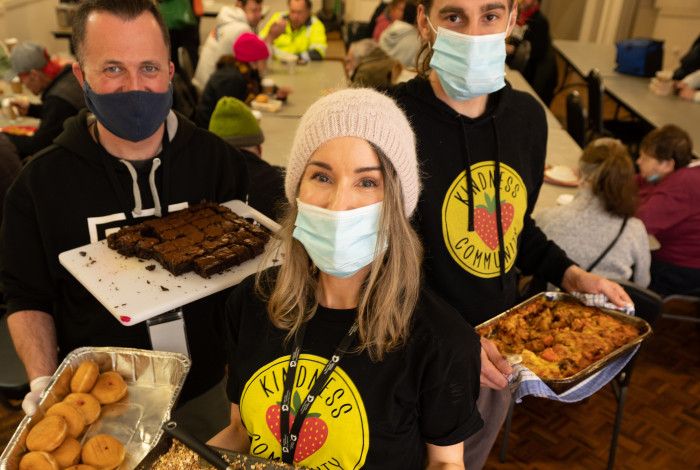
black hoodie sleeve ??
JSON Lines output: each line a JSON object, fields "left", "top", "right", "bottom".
{"left": 0, "top": 167, "right": 56, "bottom": 317}
{"left": 514, "top": 105, "right": 575, "bottom": 285}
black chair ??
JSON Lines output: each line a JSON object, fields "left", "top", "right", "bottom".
{"left": 566, "top": 90, "right": 586, "bottom": 148}
{"left": 586, "top": 68, "right": 652, "bottom": 154}
{"left": 662, "top": 289, "right": 700, "bottom": 324}
{"left": 499, "top": 280, "right": 662, "bottom": 470}
{"left": 0, "top": 315, "right": 28, "bottom": 409}
{"left": 586, "top": 68, "right": 608, "bottom": 140}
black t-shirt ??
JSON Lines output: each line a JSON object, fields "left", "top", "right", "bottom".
{"left": 224, "top": 272, "right": 483, "bottom": 469}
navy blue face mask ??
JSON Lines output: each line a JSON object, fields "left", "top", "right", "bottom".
{"left": 83, "top": 81, "right": 173, "bottom": 142}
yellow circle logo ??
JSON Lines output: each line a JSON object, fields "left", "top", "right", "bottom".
{"left": 442, "top": 161, "right": 527, "bottom": 278}
{"left": 240, "top": 354, "right": 369, "bottom": 468}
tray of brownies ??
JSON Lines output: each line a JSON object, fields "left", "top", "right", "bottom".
{"left": 59, "top": 200, "right": 281, "bottom": 326}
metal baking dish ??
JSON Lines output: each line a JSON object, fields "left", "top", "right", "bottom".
{"left": 136, "top": 434, "right": 297, "bottom": 469}
{"left": 476, "top": 292, "right": 652, "bottom": 394}
{"left": 0, "top": 347, "right": 191, "bottom": 470}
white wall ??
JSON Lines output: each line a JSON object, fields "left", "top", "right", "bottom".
{"left": 541, "top": 0, "right": 588, "bottom": 40}
{"left": 0, "top": 0, "right": 70, "bottom": 56}
{"left": 650, "top": 0, "right": 700, "bottom": 70}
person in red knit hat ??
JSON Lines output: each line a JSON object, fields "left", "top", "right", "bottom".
{"left": 195, "top": 32, "right": 272, "bottom": 128}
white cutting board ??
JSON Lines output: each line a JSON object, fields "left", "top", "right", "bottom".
{"left": 59, "top": 200, "right": 281, "bottom": 326}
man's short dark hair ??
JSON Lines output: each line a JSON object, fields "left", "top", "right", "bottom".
{"left": 288, "top": 0, "right": 312, "bottom": 11}
{"left": 239, "top": 0, "right": 263, "bottom": 6}
{"left": 72, "top": 0, "right": 170, "bottom": 64}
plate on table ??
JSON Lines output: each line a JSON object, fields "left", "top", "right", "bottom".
{"left": 0, "top": 125, "right": 36, "bottom": 136}
{"left": 59, "top": 200, "right": 281, "bottom": 326}
{"left": 544, "top": 165, "right": 581, "bottom": 187}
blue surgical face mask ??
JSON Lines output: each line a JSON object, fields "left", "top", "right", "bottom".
{"left": 292, "top": 199, "right": 385, "bottom": 278}
{"left": 427, "top": 17, "right": 510, "bottom": 101}
{"left": 83, "top": 81, "right": 173, "bottom": 142}
{"left": 645, "top": 173, "right": 661, "bottom": 183}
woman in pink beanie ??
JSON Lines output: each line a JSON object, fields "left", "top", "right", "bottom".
{"left": 195, "top": 33, "right": 271, "bottom": 127}
{"left": 212, "top": 88, "right": 482, "bottom": 469}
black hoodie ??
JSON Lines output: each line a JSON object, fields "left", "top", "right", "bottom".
{"left": 390, "top": 77, "right": 573, "bottom": 326}
{"left": 0, "top": 109, "right": 248, "bottom": 401}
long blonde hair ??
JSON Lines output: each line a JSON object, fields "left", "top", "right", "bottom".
{"left": 255, "top": 147, "right": 423, "bottom": 361}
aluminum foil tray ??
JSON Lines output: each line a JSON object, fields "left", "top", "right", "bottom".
{"left": 476, "top": 292, "right": 652, "bottom": 394}
{"left": 136, "top": 434, "right": 297, "bottom": 469}
{"left": 0, "top": 347, "right": 191, "bottom": 470}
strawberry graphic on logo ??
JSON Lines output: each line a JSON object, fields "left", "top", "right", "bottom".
{"left": 266, "top": 391, "right": 328, "bottom": 462}
{"left": 473, "top": 193, "right": 514, "bottom": 250}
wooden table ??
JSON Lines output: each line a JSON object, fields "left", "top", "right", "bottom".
{"left": 258, "top": 60, "right": 347, "bottom": 166}
{"left": 552, "top": 39, "right": 700, "bottom": 150}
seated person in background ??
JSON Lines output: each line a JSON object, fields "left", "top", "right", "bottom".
{"left": 209, "top": 88, "right": 481, "bottom": 468}
{"left": 346, "top": 39, "right": 401, "bottom": 90}
{"left": 344, "top": 38, "right": 379, "bottom": 78}
{"left": 676, "top": 69, "right": 700, "bottom": 102}
{"left": 378, "top": 0, "right": 420, "bottom": 70}
{"left": 372, "top": 0, "right": 406, "bottom": 41}
{"left": 193, "top": 0, "right": 264, "bottom": 91}
{"left": 536, "top": 138, "right": 650, "bottom": 287}
{"left": 506, "top": 0, "right": 557, "bottom": 105}
{"left": 208, "top": 96, "right": 284, "bottom": 220}
{"left": 635, "top": 125, "right": 700, "bottom": 295}
{"left": 672, "top": 34, "right": 700, "bottom": 81}
{"left": 259, "top": 0, "right": 327, "bottom": 61}
{"left": 195, "top": 33, "right": 269, "bottom": 128}
{"left": 3, "top": 42, "right": 85, "bottom": 159}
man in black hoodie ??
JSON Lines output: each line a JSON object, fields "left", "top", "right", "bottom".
{"left": 0, "top": 0, "right": 247, "bottom": 440}
{"left": 3, "top": 41, "right": 85, "bottom": 159}
{"left": 390, "top": 0, "right": 633, "bottom": 467}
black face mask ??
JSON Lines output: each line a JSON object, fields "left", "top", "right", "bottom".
{"left": 83, "top": 81, "right": 173, "bottom": 142}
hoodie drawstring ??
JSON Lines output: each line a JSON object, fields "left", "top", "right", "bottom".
{"left": 149, "top": 158, "right": 162, "bottom": 217}
{"left": 95, "top": 118, "right": 173, "bottom": 221}
{"left": 459, "top": 120, "right": 475, "bottom": 232}
{"left": 459, "top": 115, "right": 507, "bottom": 290}
{"left": 492, "top": 117, "right": 506, "bottom": 289}
{"left": 117, "top": 158, "right": 162, "bottom": 217}
{"left": 119, "top": 160, "right": 142, "bottom": 216}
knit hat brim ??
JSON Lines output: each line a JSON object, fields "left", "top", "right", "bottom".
{"left": 224, "top": 132, "right": 264, "bottom": 148}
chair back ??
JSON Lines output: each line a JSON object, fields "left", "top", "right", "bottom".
{"left": 566, "top": 90, "right": 586, "bottom": 147}
{"left": 612, "top": 278, "right": 663, "bottom": 326}
{"left": 586, "top": 68, "right": 605, "bottom": 138}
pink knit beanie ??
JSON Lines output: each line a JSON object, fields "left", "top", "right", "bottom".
{"left": 285, "top": 88, "right": 420, "bottom": 216}
{"left": 233, "top": 32, "right": 270, "bottom": 62}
